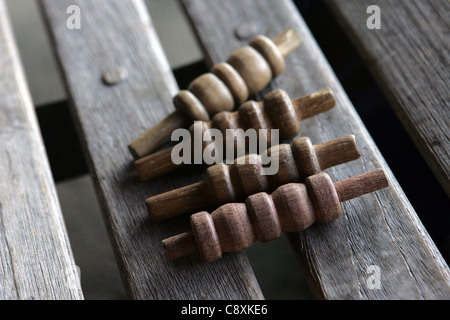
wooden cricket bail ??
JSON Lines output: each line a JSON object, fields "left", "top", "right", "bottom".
{"left": 128, "top": 28, "right": 302, "bottom": 159}
{"left": 162, "top": 169, "right": 389, "bottom": 262}
{"left": 174, "top": 29, "right": 298, "bottom": 121}
{"left": 135, "top": 88, "right": 336, "bottom": 181}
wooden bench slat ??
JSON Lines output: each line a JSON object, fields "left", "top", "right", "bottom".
{"left": 181, "top": 0, "right": 450, "bottom": 299}
{"left": 39, "top": 0, "right": 263, "bottom": 299}
{"left": 0, "top": 0, "right": 83, "bottom": 300}
{"left": 327, "top": 0, "right": 450, "bottom": 197}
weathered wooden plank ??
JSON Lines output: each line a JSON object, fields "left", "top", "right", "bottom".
{"left": 326, "top": 0, "right": 450, "bottom": 197}
{"left": 0, "top": 0, "right": 83, "bottom": 300}
{"left": 181, "top": 0, "right": 450, "bottom": 299}
{"left": 39, "top": 0, "right": 263, "bottom": 299}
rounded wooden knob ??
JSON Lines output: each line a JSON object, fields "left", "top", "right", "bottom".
{"left": 173, "top": 90, "right": 210, "bottom": 122}
{"left": 250, "top": 35, "right": 286, "bottom": 77}
{"left": 246, "top": 192, "right": 282, "bottom": 242}
{"left": 305, "top": 173, "right": 342, "bottom": 223}
{"left": 270, "top": 183, "right": 316, "bottom": 232}
{"left": 263, "top": 89, "right": 301, "bottom": 139}
{"left": 191, "top": 211, "right": 222, "bottom": 262}
{"left": 227, "top": 46, "right": 272, "bottom": 94}
{"left": 188, "top": 73, "right": 235, "bottom": 117}
{"left": 212, "top": 203, "right": 255, "bottom": 253}
{"left": 212, "top": 62, "right": 249, "bottom": 106}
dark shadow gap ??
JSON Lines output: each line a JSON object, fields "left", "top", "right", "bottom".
{"left": 294, "top": 0, "right": 449, "bottom": 262}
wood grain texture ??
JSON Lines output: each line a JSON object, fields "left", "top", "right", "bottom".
{"left": 39, "top": 0, "right": 263, "bottom": 300}
{"left": 181, "top": 0, "right": 450, "bottom": 299}
{"left": 327, "top": 0, "right": 450, "bottom": 196}
{"left": 0, "top": 0, "right": 83, "bottom": 300}
{"left": 146, "top": 135, "right": 361, "bottom": 222}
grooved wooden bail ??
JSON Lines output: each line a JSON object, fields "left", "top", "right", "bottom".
{"left": 162, "top": 170, "right": 389, "bottom": 262}
{"left": 128, "top": 28, "right": 302, "bottom": 159}
{"left": 146, "top": 135, "right": 360, "bottom": 223}
{"left": 136, "top": 88, "right": 336, "bottom": 181}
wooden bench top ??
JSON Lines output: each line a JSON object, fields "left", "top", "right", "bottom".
{"left": 40, "top": 0, "right": 262, "bottom": 300}
{"left": 0, "top": 0, "right": 83, "bottom": 300}
{"left": 34, "top": 0, "right": 449, "bottom": 299}
{"left": 327, "top": 0, "right": 450, "bottom": 197}
{"left": 181, "top": 0, "right": 450, "bottom": 300}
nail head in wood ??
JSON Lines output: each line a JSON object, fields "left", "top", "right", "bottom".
{"left": 234, "top": 23, "right": 260, "bottom": 40}
{"left": 102, "top": 67, "right": 128, "bottom": 86}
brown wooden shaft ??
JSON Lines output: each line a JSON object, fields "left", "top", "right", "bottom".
{"left": 135, "top": 147, "right": 180, "bottom": 181}
{"left": 334, "top": 169, "right": 389, "bottom": 202}
{"left": 129, "top": 28, "right": 302, "bottom": 159}
{"left": 162, "top": 170, "right": 389, "bottom": 261}
{"left": 135, "top": 88, "right": 335, "bottom": 181}
{"left": 146, "top": 181, "right": 213, "bottom": 223}
{"left": 293, "top": 88, "right": 335, "bottom": 120}
{"left": 128, "top": 110, "right": 188, "bottom": 159}
{"left": 163, "top": 232, "right": 197, "bottom": 260}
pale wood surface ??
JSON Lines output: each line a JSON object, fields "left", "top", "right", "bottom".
{"left": 0, "top": 0, "right": 83, "bottom": 300}
{"left": 181, "top": 0, "right": 450, "bottom": 299}
{"left": 327, "top": 0, "right": 450, "bottom": 196}
{"left": 40, "top": 0, "right": 263, "bottom": 299}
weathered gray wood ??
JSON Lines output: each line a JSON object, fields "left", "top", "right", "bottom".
{"left": 0, "top": 0, "right": 83, "bottom": 300}
{"left": 181, "top": 0, "right": 450, "bottom": 299}
{"left": 326, "top": 0, "right": 450, "bottom": 197}
{"left": 39, "top": 0, "right": 263, "bottom": 299}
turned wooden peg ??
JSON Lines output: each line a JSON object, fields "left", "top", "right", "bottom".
{"left": 128, "top": 28, "right": 302, "bottom": 159}
{"left": 146, "top": 135, "right": 360, "bottom": 222}
{"left": 162, "top": 169, "right": 389, "bottom": 262}
{"left": 135, "top": 88, "right": 336, "bottom": 181}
